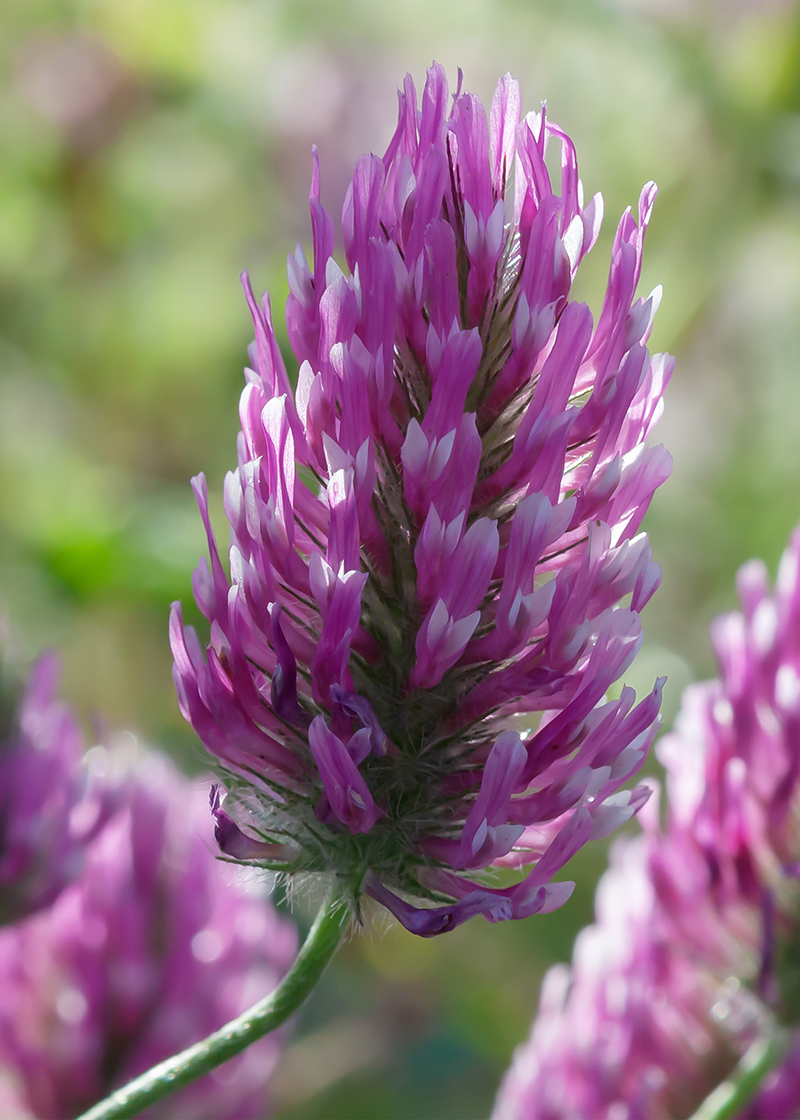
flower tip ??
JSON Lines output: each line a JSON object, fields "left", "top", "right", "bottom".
{"left": 190, "top": 472, "right": 208, "bottom": 500}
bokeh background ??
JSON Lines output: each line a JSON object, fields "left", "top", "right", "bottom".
{"left": 2, "top": 0, "right": 800, "bottom": 1116}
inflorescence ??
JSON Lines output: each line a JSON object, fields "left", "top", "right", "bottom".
{"left": 170, "top": 65, "right": 672, "bottom": 936}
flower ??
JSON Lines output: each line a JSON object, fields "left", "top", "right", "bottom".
{"left": 494, "top": 522, "right": 800, "bottom": 1118}
{"left": 0, "top": 652, "right": 110, "bottom": 925}
{"left": 492, "top": 828, "right": 768, "bottom": 1120}
{"left": 0, "top": 747, "right": 297, "bottom": 1120}
{"left": 170, "top": 64, "right": 671, "bottom": 936}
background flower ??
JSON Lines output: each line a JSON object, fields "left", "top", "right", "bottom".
{"left": 494, "top": 522, "right": 800, "bottom": 1119}
{"left": 0, "top": 648, "right": 111, "bottom": 925}
{"left": 0, "top": 746, "right": 297, "bottom": 1120}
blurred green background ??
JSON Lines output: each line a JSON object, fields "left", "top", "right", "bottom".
{"left": 2, "top": 0, "right": 800, "bottom": 1116}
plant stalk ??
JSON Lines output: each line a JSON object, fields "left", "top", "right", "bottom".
{"left": 689, "top": 1029, "right": 792, "bottom": 1120}
{"left": 77, "top": 883, "right": 350, "bottom": 1120}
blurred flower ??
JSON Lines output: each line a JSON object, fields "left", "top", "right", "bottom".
{"left": 495, "top": 521, "right": 800, "bottom": 1118}
{"left": 266, "top": 46, "right": 345, "bottom": 138}
{"left": 0, "top": 652, "right": 110, "bottom": 926}
{"left": 742, "top": 1032, "right": 800, "bottom": 1119}
{"left": 492, "top": 827, "right": 768, "bottom": 1119}
{"left": 0, "top": 748, "right": 297, "bottom": 1120}
{"left": 15, "top": 34, "right": 138, "bottom": 155}
{"left": 171, "top": 64, "right": 671, "bottom": 936}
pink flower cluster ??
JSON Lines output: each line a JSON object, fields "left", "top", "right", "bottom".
{"left": 0, "top": 746, "right": 297, "bottom": 1120}
{"left": 495, "top": 523, "right": 800, "bottom": 1119}
{"left": 0, "top": 655, "right": 110, "bottom": 925}
{"left": 171, "top": 65, "right": 672, "bottom": 935}
{"left": 493, "top": 835, "right": 751, "bottom": 1120}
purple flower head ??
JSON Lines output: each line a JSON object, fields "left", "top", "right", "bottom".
{"left": 171, "top": 65, "right": 671, "bottom": 935}
{"left": 493, "top": 832, "right": 763, "bottom": 1120}
{"left": 495, "top": 521, "right": 800, "bottom": 1117}
{"left": 0, "top": 747, "right": 297, "bottom": 1119}
{"left": 647, "top": 523, "right": 800, "bottom": 1007}
{"left": 0, "top": 652, "right": 111, "bottom": 925}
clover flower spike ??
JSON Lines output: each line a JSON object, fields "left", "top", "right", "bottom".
{"left": 495, "top": 521, "right": 800, "bottom": 1116}
{"left": 171, "top": 64, "right": 671, "bottom": 935}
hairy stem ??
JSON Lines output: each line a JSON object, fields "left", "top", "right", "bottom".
{"left": 689, "top": 1029, "right": 792, "bottom": 1120}
{"left": 77, "top": 883, "right": 350, "bottom": 1120}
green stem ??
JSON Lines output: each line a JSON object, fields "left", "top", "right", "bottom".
{"left": 77, "top": 884, "right": 350, "bottom": 1120}
{"left": 689, "top": 1029, "right": 792, "bottom": 1120}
